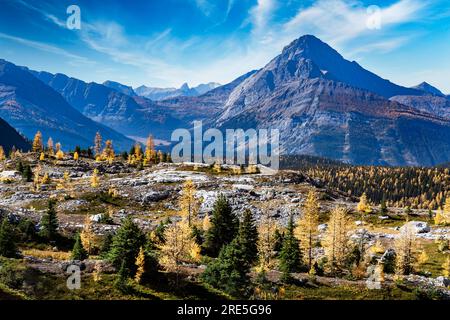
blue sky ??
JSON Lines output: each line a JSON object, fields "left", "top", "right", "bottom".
{"left": 0, "top": 0, "right": 450, "bottom": 92}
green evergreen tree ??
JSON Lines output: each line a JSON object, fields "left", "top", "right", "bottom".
{"left": 71, "top": 233, "right": 88, "bottom": 260}
{"left": 279, "top": 215, "right": 302, "bottom": 282}
{"left": 191, "top": 224, "right": 204, "bottom": 246}
{"left": 0, "top": 218, "right": 18, "bottom": 258}
{"left": 273, "top": 228, "right": 284, "bottom": 254}
{"left": 108, "top": 217, "right": 146, "bottom": 276}
{"left": 16, "top": 161, "right": 24, "bottom": 173}
{"left": 380, "top": 197, "right": 388, "bottom": 215}
{"left": 202, "top": 238, "right": 251, "bottom": 297}
{"left": 23, "top": 165, "right": 33, "bottom": 182}
{"left": 203, "top": 194, "right": 238, "bottom": 257}
{"left": 237, "top": 209, "right": 258, "bottom": 266}
{"left": 114, "top": 260, "right": 129, "bottom": 293}
{"left": 39, "top": 200, "right": 59, "bottom": 240}
{"left": 99, "top": 233, "right": 113, "bottom": 258}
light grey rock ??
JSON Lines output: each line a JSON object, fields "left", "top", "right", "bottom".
{"left": 400, "top": 221, "right": 430, "bottom": 234}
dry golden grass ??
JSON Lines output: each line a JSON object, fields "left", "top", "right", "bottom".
{"left": 22, "top": 248, "right": 71, "bottom": 260}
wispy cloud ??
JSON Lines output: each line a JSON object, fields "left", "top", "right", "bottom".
{"left": 0, "top": 32, "right": 90, "bottom": 63}
{"left": 6, "top": 0, "right": 438, "bottom": 88}
{"left": 14, "top": 0, "right": 66, "bottom": 28}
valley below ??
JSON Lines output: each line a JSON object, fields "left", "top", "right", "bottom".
{"left": 0, "top": 151, "right": 449, "bottom": 300}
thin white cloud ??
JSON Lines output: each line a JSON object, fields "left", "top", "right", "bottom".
{"left": 9, "top": 0, "right": 436, "bottom": 89}
{"left": 0, "top": 32, "right": 90, "bottom": 63}
{"left": 14, "top": 0, "right": 66, "bottom": 28}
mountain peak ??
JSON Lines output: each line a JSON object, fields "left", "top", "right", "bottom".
{"left": 180, "top": 82, "right": 190, "bottom": 90}
{"left": 281, "top": 34, "right": 343, "bottom": 61}
{"left": 412, "top": 82, "right": 444, "bottom": 96}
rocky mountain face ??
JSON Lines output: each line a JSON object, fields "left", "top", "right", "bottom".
{"left": 135, "top": 82, "right": 221, "bottom": 101}
{"left": 0, "top": 116, "right": 30, "bottom": 153}
{"left": 390, "top": 95, "right": 450, "bottom": 119}
{"left": 411, "top": 82, "right": 445, "bottom": 96}
{"left": 0, "top": 60, "right": 134, "bottom": 150}
{"left": 213, "top": 35, "right": 450, "bottom": 166}
{"left": 103, "top": 80, "right": 136, "bottom": 96}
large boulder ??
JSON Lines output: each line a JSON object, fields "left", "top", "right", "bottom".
{"left": 400, "top": 221, "right": 430, "bottom": 234}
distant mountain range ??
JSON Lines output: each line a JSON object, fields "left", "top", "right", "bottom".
{"left": 0, "top": 59, "right": 134, "bottom": 150}
{"left": 135, "top": 82, "right": 221, "bottom": 101}
{"left": 0, "top": 116, "right": 30, "bottom": 153}
{"left": 1, "top": 34, "right": 449, "bottom": 165}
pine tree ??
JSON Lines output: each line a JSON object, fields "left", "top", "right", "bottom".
{"left": 91, "top": 168, "right": 100, "bottom": 188}
{"left": 203, "top": 194, "right": 238, "bottom": 257}
{"left": 295, "top": 190, "right": 320, "bottom": 269}
{"left": 179, "top": 179, "right": 199, "bottom": 226}
{"left": 71, "top": 233, "right": 88, "bottom": 260}
{"left": 22, "top": 165, "right": 33, "bottom": 182}
{"left": 442, "top": 255, "right": 450, "bottom": 277}
{"left": 144, "top": 135, "right": 155, "bottom": 165}
{"left": 380, "top": 197, "right": 388, "bottom": 215}
{"left": 0, "top": 146, "right": 5, "bottom": 161}
{"left": 357, "top": 192, "right": 371, "bottom": 213}
{"left": 323, "top": 206, "right": 352, "bottom": 274}
{"left": 202, "top": 238, "right": 251, "bottom": 297}
{"left": 395, "top": 225, "right": 417, "bottom": 275}
{"left": 94, "top": 132, "right": 102, "bottom": 156}
{"left": 0, "top": 218, "right": 18, "bottom": 258}
{"left": 134, "top": 246, "right": 146, "bottom": 284}
{"left": 80, "top": 215, "right": 95, "bottom": 255}
{"left": 237, "top": 209, "right": 258, "bottom": 267}
{"left": 102, "top": 140, "right": 115, "bottom": 163}
{"left": 279, "top": 214, "right": 302, "bottom": 282}
{"left": 47, "top": 138, "right": 54, "bottom": 156}
{"left": 39, "top": 200, "right": 59, "bottom": 240}
{"left": 55, "top": 150, "right": 64, "bottom": 160}
{"left": 108, "top": 217, "right": 146, "bottom": 276}
{"left": 32, "top": 131, "right": 43, "bottom": 153}
{"left": 158, "top": 219, "right": 201, "bottom": 285}
{"left": 257, "top": 210, "right": 276, "bottom": 273}
{"left": 98, "top": 234, "right": 112, "bottom": 259}
{"left": 114, "top": 261, "right": 129, "bottom": 293}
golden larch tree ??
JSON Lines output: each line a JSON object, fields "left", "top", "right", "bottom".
{"left": 357, "top": 193, "right": 371, "bottom": 213}
{"left": 257, "top": 210, "right": 277, "bottom": 273}
{"left": 91, "top": 168, "right": 100, "bottom": 188}
{"left": 56, "top": 149, "right": 64, "bottom": 160}
{"left": 179, "top": 179, "right": 200, "bottom": 226}
{"left": 442, "top": 255, "right": 450, "bottom": 277}
{"left": 80, "top": 215, "right": 95, "bottom": 255}
{"left": 323, "top": 205, "right": 352, "bottom": 274}
{"left": 0, "top": 146, "right": 5, "bottom": 161}
{"left": 158, "top": 219, "right": 201, "bottom": 285}
{"left": 47, "top": 137, "right": 54, "bottom": 156}
{"left": 395, "top": 225, "right": 418, "bottom": 275}
{"left": 32, "top": 131, "right": 43, "bottom": 152}
{"left": 135, "top": 246, "right": 146, "bottom": 284}
{"left": 55, "top": 142, "right": 61, "bottom": 154}
{"left": 102, "top": 140, "right": 115, "bottom": 163}
{"left": 144, "top": 135, "right": 155, "bottom": 165}
{"left": 295, "top": 190, "right": 320, "bottom": 269}
{"left": 94, "top": 132, "right": 102, "bottom": 156}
